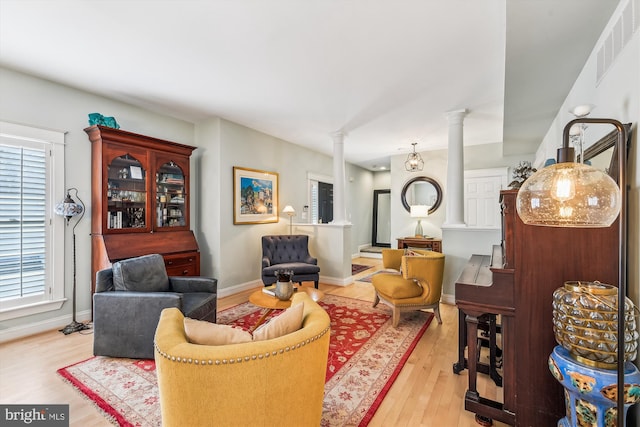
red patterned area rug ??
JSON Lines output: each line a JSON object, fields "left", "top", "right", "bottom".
{"left": 57, "top": 294, "right": 433, "bottom": 427}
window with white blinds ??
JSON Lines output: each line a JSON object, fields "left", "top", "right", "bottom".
{"left": 0, "top": 121, "right": 65, "bottom": 320}
{"left": 0, "top": 143, "right": 47, "bottom": 300}
{"left": 310, "top": 181, "right": 319, "bottom": 224}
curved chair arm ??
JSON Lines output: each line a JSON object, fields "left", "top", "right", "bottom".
{"left": 401, "top": 252, "right": 445, "bottom": 305}
{"left": 303, "top": 255, "right": 318, "bottom": 265}
{"left": 262, "top": 256, "right": 271, "bottom": 268}
{"left": 381, "top": 249, "right": 404, "bottom": 271}
{"left": 170, "top": 276, "right": 218, "bottom": 293}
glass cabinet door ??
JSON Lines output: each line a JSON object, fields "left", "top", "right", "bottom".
{"left": 107, "top": 154, "right": 147, "bottom": 230}
{"left": 156, "top": 161, "right": 186, "bottom": 228}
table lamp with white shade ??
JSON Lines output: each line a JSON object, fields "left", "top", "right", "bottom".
{"left": 410, "top": 205, "right": 429, "bottom": 237}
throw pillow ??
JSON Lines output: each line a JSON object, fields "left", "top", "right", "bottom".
{"left": 112, "top": 254, "right": 170, "bottom": 292}
{"left": 184, "top": 317, "right": 252, "bottom": 345}
{"left": 253, "top": 301, "right": 304, "bottom": 341}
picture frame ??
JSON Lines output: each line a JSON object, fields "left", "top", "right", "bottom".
{"left": 129, "top": 165, "right": 143, "bottom": 180}
{"left": 233, "top": 166, "right": 279, "bottom": 224}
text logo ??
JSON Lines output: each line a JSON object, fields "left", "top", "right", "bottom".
{"left": 1, "top": 405, "right": 68, "bottom": 426}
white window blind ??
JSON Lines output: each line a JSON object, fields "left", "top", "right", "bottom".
{"left": 0, "top": 121, "right": 65, "bottom": 321}
{"left": 310, "top": 181, "right": 319, "bottom": 224}
{"left": 0, "top": 143, "right": 47, "bottom": 300}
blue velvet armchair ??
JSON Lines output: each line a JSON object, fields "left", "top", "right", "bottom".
{"left": 93, "top": 254, "right": 217, "bottom": 359}
{"left": 261, "top": 235, "right": 320, "bottom": 288}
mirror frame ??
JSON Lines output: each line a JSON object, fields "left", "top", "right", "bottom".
{"left": 401, "top": 176, "right": 443, "bottom": 214}
{"left": 580, "top": 122, "right": 632, "bottom": 183}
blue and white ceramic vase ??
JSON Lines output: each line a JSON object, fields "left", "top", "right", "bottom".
{"left": 549, "top": 346, "right": 640, "bottom": 426}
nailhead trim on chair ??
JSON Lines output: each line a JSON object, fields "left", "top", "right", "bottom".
{"left": 154, "top": 325, "right": 330, "bottom": 366}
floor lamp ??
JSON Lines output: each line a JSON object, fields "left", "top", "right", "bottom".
{"left": 55, "top": 188, "right": 90, "bottom": 335}
{"left": 516, "top": 118, "right": 631, "bottom": 426}
{"left": 283, "top": 205, "right": 295, "bottom": 234}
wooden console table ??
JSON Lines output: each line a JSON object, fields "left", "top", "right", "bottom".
{"left": 396, "top": 237, "right": 442, "bottom": 253}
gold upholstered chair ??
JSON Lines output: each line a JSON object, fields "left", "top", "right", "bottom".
{"left": 154, "top": 291, "right": 330, "bottom": 427}
{"left": 372, "top": 249, "right": 445, "bottom": 327}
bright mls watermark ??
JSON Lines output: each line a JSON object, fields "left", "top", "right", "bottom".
{"left": 1, "top": 405, "right": 68, "bottom": 426}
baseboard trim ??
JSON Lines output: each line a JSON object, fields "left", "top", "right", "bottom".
{"left": 0, "top": 309, "right": 92, "bottom": 344}
{"left": 441, "top": 293, "right": 455, "bottom": 305}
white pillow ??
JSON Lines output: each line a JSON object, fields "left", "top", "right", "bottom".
{"left": 252, "top": 302, "right": 304, "bottom": 341}
{"left": 183, "top": 318, "right": 252, "bottom": 345}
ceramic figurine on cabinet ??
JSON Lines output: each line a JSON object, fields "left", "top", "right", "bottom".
{"left": 88, "top": 112, "right": 120, "bottom": 129}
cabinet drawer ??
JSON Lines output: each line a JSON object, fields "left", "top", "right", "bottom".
{"left": 166, "top": 263, "right": 198, "bottom": 276}
{"left": 163, "top": 252, "right": 200, "bottom": 276}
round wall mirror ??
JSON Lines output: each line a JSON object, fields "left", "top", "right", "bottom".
{"left": 401, "top": 176, "right": 443, "bottom": 214}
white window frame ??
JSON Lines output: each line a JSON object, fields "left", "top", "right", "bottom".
{"left": 0, "top": 121, "right": 66, "bottom": 320}
{"left": 307, "top": 172, "right": 333, "bottom": 224}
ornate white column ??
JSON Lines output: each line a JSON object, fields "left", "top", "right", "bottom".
{"left": 330, "top": 131, "right": 349, "bottom": 224}
{"left": 444, "top": 109, "right": 467, "bottom": 226}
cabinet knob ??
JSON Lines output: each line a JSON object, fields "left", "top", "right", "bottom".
{"left": 167, "top": 260, "right": 173, "bottom": 265}
{"left": 182, "top": 270, "right": 188, "bottom": 275}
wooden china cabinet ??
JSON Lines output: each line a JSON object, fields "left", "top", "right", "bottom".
{"left": 85, "top": 125, "right": 200, "bottom": 296}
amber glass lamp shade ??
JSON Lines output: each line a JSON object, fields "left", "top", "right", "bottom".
{"left": 516, "top": 162, "right": 620, "bottom": 227}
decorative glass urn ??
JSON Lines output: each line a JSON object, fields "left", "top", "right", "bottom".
{"left": 274, "top": 270, "right": 294, "bottom": 301}
{"left": 552, "top": 281, "right": 638, "bottom": 369}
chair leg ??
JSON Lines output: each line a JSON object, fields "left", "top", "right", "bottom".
{"left": 314, "top": 280, "right": 318, "bottom": 289}
{"left": 434, "top": 304, "right": 442, "bottom": 324}
{"left": 372, "top": 293, "right": 380, "bottom": 308}
{"left": 392, "top": 308, "right": 401, "bottom": 327}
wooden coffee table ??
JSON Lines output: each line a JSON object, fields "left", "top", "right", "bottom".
{"left": 248, "top": 286, "right": 324, "bottom": 332}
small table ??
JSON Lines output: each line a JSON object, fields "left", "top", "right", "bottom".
{"left": 396, "top": 237, "right": 442, "bottom": 252}
{"left": 248, "top": 286, "right": 325, "bottom": 332}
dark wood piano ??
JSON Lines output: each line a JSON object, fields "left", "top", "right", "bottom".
{"left": 454, "top": 190, "right": 619, "bottom": 426}
{"left": 455, "top": 246, "right": 516, "bottom": 425}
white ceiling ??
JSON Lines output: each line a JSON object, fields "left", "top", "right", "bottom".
{"left": 0, "top": 0, "right": 618, "bottom": 170}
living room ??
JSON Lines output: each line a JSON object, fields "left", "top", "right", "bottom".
{"left": 1, "top": 1, "right": 639, "bottom": 426}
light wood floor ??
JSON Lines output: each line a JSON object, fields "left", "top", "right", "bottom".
{"left": 0, "top": 257, "right": 508, "bottom": 427}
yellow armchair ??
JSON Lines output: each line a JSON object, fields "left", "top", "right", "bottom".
{"left": 154, "top": 292, "right": 330, "bottom": 427}
{"left": 372, "top": 249, "right": 445, "bottom": 327}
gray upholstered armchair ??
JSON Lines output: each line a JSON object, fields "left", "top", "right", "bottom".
{"left": 262, "top": 235, "right": 320, "bottom": 288}
{"left": 93, "top": 254, "right": 217, "bottom": 359}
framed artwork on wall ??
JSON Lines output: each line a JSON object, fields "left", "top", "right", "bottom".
{"left": 233, "top": 166, "right": 279, "bottom": 224}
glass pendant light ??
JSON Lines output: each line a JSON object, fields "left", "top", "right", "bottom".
{"left": 516, "top": 162, "right": 620, "bottom": 227}
{"left": 516, "top": 119, "right": 623, "bottom": 228}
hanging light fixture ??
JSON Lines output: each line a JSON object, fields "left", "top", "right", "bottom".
{"left": 405, "top": 142, "right": 424, "bottom": 172}
{"left": 516, "top": 118, "right": 629, "bottom": 426}
{"left": 54, "top": 188, "right": 90, "bottom": 335}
